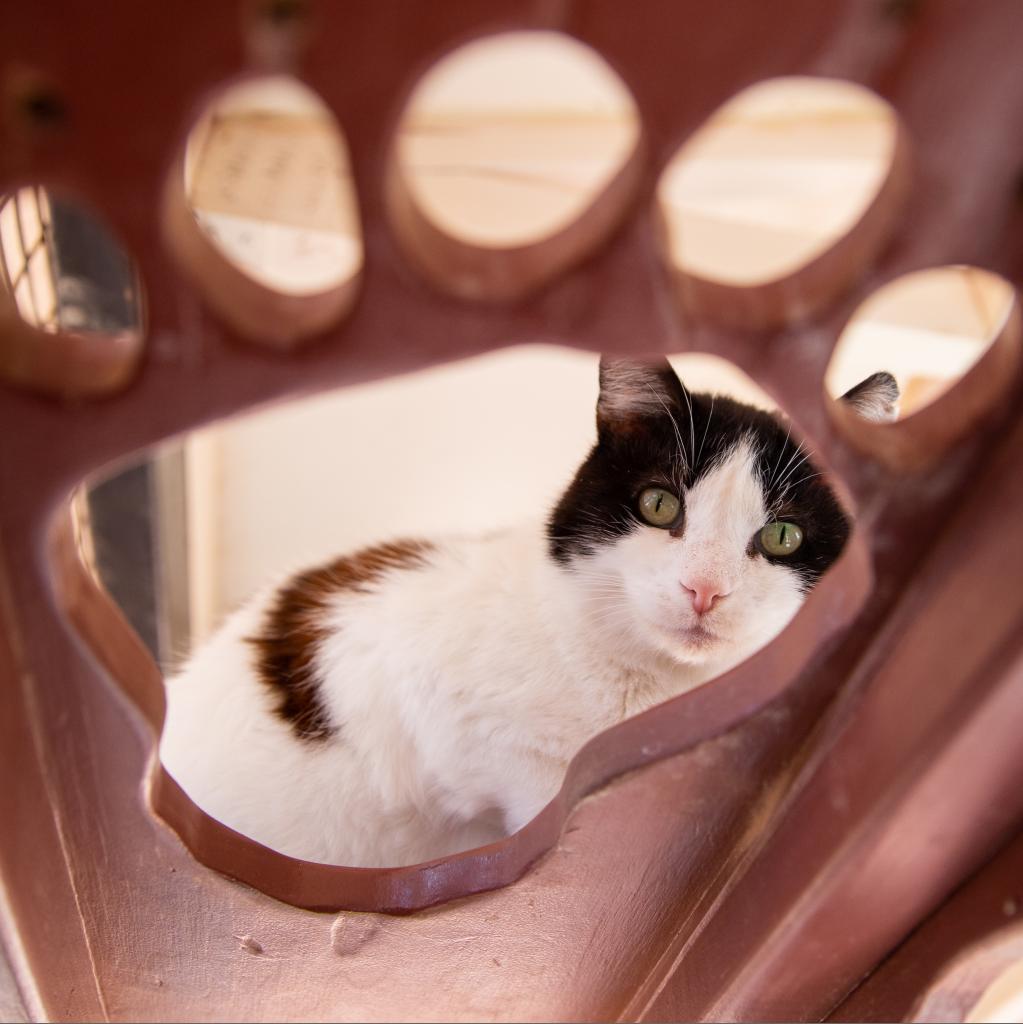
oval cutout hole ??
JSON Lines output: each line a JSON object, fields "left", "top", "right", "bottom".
{"left": 656, "top": 77, "right": 907, "bottom": 329}
{"left": 0, "top": 186, "right": 144, "bottom": 398}
{"left": 163, "top": 75, "right": 362, "bottom": 348}
{"left": 74, "top": 347, "right": 862, "bottom": 893}
{"left": 388, "top": 31, "right": 642, "bottom": 301}
{"left": 825, "top": 266, "right": 1020, "bottom": 467}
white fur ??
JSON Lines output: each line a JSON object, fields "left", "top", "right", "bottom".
{"left": 160, "top": 439, "right": 806, "bottom": 867}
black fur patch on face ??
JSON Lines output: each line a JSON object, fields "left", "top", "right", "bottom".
{"left": 750, "top": 417, "right": 851, "bottom": 591}
{"left": 547, "top": 359, "right": 850, "bottom": 591}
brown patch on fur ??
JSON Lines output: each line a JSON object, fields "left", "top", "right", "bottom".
{"left": 247, "top": 539, "right": 434, "bottom": 740}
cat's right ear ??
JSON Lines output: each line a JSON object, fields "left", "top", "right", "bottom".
{"left": 839, "top": 371, "right": 901, "bottom": 423}
{"left": 597, "top": 357, "right": 686, "bottom": 440}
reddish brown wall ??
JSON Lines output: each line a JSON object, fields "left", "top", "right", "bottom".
{"left": 2, "top": 2, "right": 1023, "bottom": 1020}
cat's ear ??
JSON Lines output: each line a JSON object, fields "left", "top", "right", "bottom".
{"left": 838, "top": 371, "right": 901, "bottom": 423}
{"left": 597, "top": 357, "right": 686, "bottom": 438}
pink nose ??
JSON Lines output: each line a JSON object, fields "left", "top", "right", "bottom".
{"left": 682, "top": 581, "right": 726, "bottom": 616}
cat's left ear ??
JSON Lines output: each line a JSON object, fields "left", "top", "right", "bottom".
{"left": 839, "top": 371, "right": 901, "bottom": 423}
{"left": 597, "top": 357, "right": 687, "bottom": 439}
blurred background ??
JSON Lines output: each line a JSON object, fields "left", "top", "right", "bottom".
{"left": 0, "top": 33, "right": 1014, "bottom": 672}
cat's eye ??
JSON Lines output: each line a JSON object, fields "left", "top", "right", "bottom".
{"left": 758, "top": 521, "right": 804, "bottom": 556}
{"left": 638, "top": 487, "right": 680, "bottom": 527}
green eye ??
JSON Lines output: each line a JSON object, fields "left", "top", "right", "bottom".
{"left": 638, "top": 487, "right": 680, "bottom": 527}
{"left": 759, "top": 521, "right": 804, "bottom": 556}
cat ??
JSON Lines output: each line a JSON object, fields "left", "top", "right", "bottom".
{"left": 159, "top": 358, "right": 899, "bottom": 868}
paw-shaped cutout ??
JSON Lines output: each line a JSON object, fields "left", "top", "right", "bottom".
{"left": 656, "top": 77, "right": 908, "bottom": 329}
{"left": 0, "top": 186, "right": 144, "bottom": 398}
{"left": 388, "top": 31, "right": 642, "bottom": 301}
{"left": 163, "top": 75, "right": 362, "bottom": 348}
{"left": 73, "top": 346, "right": 867, "bottom": 904}
{"left": 825, "top": 266, "right": 1020, "bottom": 467}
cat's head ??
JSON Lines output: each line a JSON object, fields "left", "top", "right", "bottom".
{"left": 548, "top": 358, "right": 898, "bottom": 668}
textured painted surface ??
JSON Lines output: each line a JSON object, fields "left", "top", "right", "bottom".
{"left": 0, "top": 942, "right": 28, "bottom": 1023}
{"left": 1, "top": 1, "right": 1022, "bottom": 1021}
{"left": 833, "top": 832, "right": 1023, "bottom": 1023}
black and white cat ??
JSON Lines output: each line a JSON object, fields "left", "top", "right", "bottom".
{"left": 160, "top": 359, "right": 898, "bottom": 867}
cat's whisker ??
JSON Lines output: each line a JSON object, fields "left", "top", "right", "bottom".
{"left": 580, "top": 585, "right": 629, "bottom": 598}
{"left": 645, "top": 382, "right": 688, "bottom": 471}
{"left": 584, "top": 594, "right": 628, "bottom": 609}
{"left": 586, "top": 605, "right": 633, "bottom": 627}
{"left": 680, "top": 383, "right": 697, "bottom": 472}
{"left": 573, "top": 511, "right": 619, "bottom": 529}
{"left": 784, "top": 471, "right": 824, "bottom": 490}
{"left": 696, "top": 394, "right": 714, "bottom": 471}
{"left": 769, "top": 420, "right": 794, "bottom": 487}
{"left": 575, "top": 576, "right": 626, "bottom": 588}
{"left": 773, "top": 443, "right": 810, "bottom": 492}
{"left": 618, "top": 502, "right": 642, "bottom": 524}
{"left": 779, "top": 447, "right": 810, "bottom": 479}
